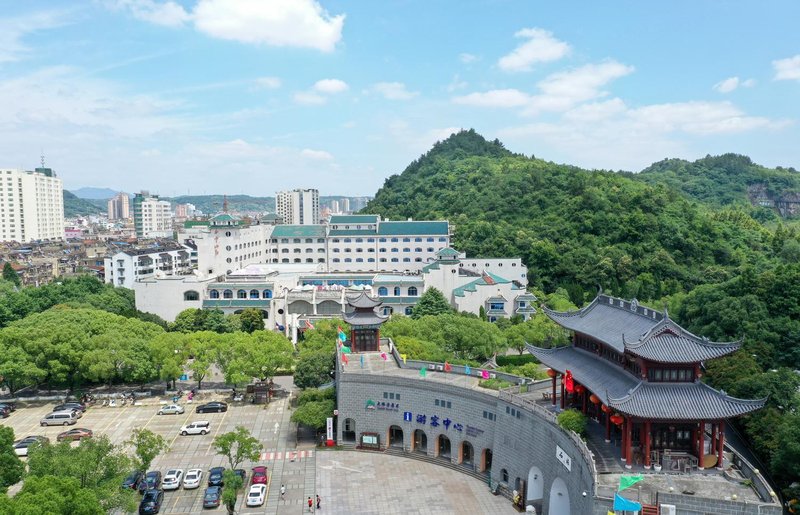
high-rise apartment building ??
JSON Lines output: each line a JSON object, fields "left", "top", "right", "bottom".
{"left": 0, "top": 168, "right": 64, "bottom": 242}
{"left": 107, "top": 192, "right": 130, "bottom": 221}
{"left": 276, "top": 188, "right": 320, "bottom": 225}
{"left": 133, "top": 191, "right": 173, "bottom": 238}
{"left": 341, "top": 198, "right": 351, "bottom": 213}
{"left": 330, "top": 199, "right": 340, "bottom": 213}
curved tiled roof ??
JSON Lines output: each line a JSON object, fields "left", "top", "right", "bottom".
{"left": 346, "top": 291, "right": 382, "bottom": 308}
{"left": 343, "top": 310, "right": 389, "bottom": 326}
{"left": 608, "top": 382, "right": 766, "bottom": 420}
{"left": 526, "top": 344, "right": 765, "bottom": 420}
{"left": 625, "top": 319, "right": 741, "bottom": 364}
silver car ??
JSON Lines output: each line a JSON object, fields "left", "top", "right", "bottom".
{"left": 158, "top": 404, "right": 185, "bottom": 415}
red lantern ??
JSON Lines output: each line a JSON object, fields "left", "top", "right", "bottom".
{"left": 575, "top": 384, "right": 585, "bottom": 395}
{"left": 610, "top": 414, "right": 624, "bottom": 425}
{"left": 601, "top": 404, "right": 612, "bottom": 414}
{"left": 546, "top": 368, "right": 557, "bottom": 378}
{"left": 589, "top": 394, "right": 601, "bottom": 404}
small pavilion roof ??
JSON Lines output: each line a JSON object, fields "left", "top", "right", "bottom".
{"left": 526, "top": 344, "right": 765, "bottom": 421}
{"left": 624, "top": 318, "right": 741, "bottom": 364}
{"left": 346, "top": 291, "right": 382, "bottom": 309}
{"left": 343, "top": 311, "right": 389, "bottom": 326}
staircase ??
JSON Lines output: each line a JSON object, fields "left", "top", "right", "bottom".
{"left": 382, "top": 447, "right": 491, "bottom": 484}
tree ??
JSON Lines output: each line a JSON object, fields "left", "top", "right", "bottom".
{"left": 411, "top": 287, "right": 452, "bottom": 319}
{"left": 0, "top": 426, "right": 24, "bottom": 494}
{"left": 26, "top": 435, "right": 134, "bottom": 512}
{"left": 125, "top": 429, "right": 168, "bottom": 473}
{"left": 291, "top": 399, "right": 334, "bottom": 430}
{"left": 557, "top": 409, "right": 588, "bottom": 436}
{"left": 294, "top": 351, "right": 334, "bottom": 389}
{"left": 0, "top": 343, "right": 46, "bottom": 394}
{"left": 2, "top": 475, "right": 105, "bottom": 515}
{"left": 230, "top": 331, "right": 294, "bottom": 384}
{"left": 221, "top": 469, "right": 244, "bottom": 515}
{"left": 239, "top": 308, "right": 265, "bottom": 333}
{"left": 213, "top": 426, "right": 263, "bottom": 471}
{"left": 2, "top": 263, "right": 20, "bottom": 287}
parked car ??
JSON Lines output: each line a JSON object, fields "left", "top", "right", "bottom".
{"left": 0, "top": 402, "right": 17, "bottom": 411}
{"left": 250, "top": 466, "right": 268, "bottom": 485}
{"left": 122, "top": 471, "right": 145, "bottom": 491}
{"left": 13, "top": 436, "right": 49, "bottom": 457}
{"left": 183, "top": 468, "right": 203, "bottom": 489}
{"left": 208, "top": 467, "right": 225, "bottom": 487}
{"left": 157, "top": 404, "right": 184, "bottom": 415}
{"left": 162, "top": 469, "right": 184, "bottom": 491}
{"left": 139, "top": 471, "right": 162, "bottom": 493}
{"left": 179, "top": 421, "right": 210, "bottom": 436}
{"left": 56, "top": 427, "right": 93, "bottom": 442}
{"left": 246, "top": 484, "right": 266, "bottom": 507}
{"left": 233, "top": 469, "right": 246, "bottom": 484}
{"left": 40, "top": 411, "right": 79, "bottom": 426}
{"left": 138, "top": 489, "right": 164, "bottom": 514}
{"left": 203, "top": 486, "right": 222, "bottom": 508}
{"left": 0, "top": 405, "right": 10, "bottom": 418}
{"left": 53, "top": 402, "right": 86, "bottom": 413}
{"left": 195, "top": 402, "right": 227, "bottom": 413}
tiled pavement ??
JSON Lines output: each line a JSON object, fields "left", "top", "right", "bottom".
{"left": 316, "top": 451, "right": 517, "bottom": 515}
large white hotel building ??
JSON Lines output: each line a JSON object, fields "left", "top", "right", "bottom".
{"left": 0, "top": 168, "right": 64, "bottom": 243}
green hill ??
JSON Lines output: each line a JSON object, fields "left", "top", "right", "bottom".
{"left": 637, "top": 154, "right": 800, "bottom": 219}
{"left": 364, "top": 130, "right": 774, "bottom": 302}
{"left": 63, "top": 190, "right": 105, "bottom": 217}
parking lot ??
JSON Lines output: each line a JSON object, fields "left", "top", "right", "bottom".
{"left": 1, "top": 377, "right": 317, "bottom": 514}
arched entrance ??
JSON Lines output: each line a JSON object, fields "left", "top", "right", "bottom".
{"left": 480, "top": 449, "right": 493, "bottom": 472}
{"left": 413, "top": 429, "right": 427, "bottom": 453}
{"left": 461, "top": 441, "right": 474, "bottom": 465}
{"left": 437, "top": 435, "right": 451, "bottom": 459}
{"left": 342, "top": 418, "right": 356, "bottom": 443}
{"left": 548, "top": 477, "right": 570, "bottom": 515}
{"left": 389, "top": 425, "right": 403, "bottom": 448}
{"left": 526, "top": 466, "right": 544, "bottom": 504}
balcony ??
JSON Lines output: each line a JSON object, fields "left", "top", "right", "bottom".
{"left": 203, "top": 299, "right": 269, "bottom": 308}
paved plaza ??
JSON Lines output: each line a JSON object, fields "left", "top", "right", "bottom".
{"left": 316, "top": 451, "right": 516, "bottom": 515}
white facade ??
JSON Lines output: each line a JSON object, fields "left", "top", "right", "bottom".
{"left": 276, "top": 188, "right": 320, "bottom": 225}
{"left": 133, "top": 276, "right": 211, "bottom": 322}
{"left": 139, "top": 197, "right": 173, "bottom": 238}
{"left": 104, "top": 246, "right": 192, "bottom": 289}
{"left": 0, "top": 168, "right": 64, "bottom": 243}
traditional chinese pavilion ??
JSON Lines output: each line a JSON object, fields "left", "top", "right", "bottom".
{"left": 528, "top": 293, "right": 766, "bottom": 471}
{"left": 343, "top": 291, "right": 389, "bottom": 352}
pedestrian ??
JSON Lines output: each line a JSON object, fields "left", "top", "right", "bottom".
{"left": 280, "top": 484, "right": 285, "bottom": 499}
{"left": 307, "top": 497, "right": 313, "bottom": 512}
{"left": 316, "top": 494, "right": 321, "bottom": 509}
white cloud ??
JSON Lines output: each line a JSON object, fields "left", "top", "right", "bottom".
{"left": 454, "top": 60, "right": 633, "bottom": 114}
{"left": 371, "top": 82, "right": 418, "bottom": 100}
{"left": 0, "top": 10, "right": 69, "bottom": 64}
{"left": 459, "top": 53, "right": 477, "bottom": 64}
{"left": 773, "top": 54, "right": 800, "bottom": 81}
{"left": 293, "top": 91, "right": 326, "bottom": 105}
{"left": 453, "top": 89, "right": 531, "bottom": 108}
{"left": 498, "top": 28, "right": 570, "bottom": 72}
{"left": 446, "top": 74, "right": 468, "bottom": 92}
{"left": 301, "top": 148, "right": 334, "bottom": 160}
{"left": 254, "top": 76, "right": 281, "bottom": 89}
{"left": 112, "top": 0, "right": 190, "bottom": 27}
{"left": 193, "top": 0, "right": 344, "bottom": 52}
{"left": 713, "top": 76, "right": 756, "bottom": 93}
{"left": 628, "top": 101, "right": 782, "bottom": 135}
{"left": 313, "top": 78, "right": 348, "bottom": 94}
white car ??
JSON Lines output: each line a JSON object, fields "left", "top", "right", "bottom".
{"left": 162, "top": 469, "right": 184, "bottom": 490}
{"left": 179, "top": 421, "right": 210, "bottom": 436}
{"left": 246, "top": 484, "right": 267, "bottom": 507}
{"left": 158, "top": 404, "right": 185, "bottom": 415}
{"left": 183, "top": 468, "right": 203, "bottom": 489}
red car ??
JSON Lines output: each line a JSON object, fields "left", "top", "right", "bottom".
{"left": 57, "top": 428, "right": 93, "bottom": 442}
{"left": 250, "top": 466, "right": 268, "bottom": 485}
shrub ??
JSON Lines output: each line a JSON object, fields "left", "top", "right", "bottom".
{"left": 557, "top": 409, "right": 588, "bottom": 436}
{"left": 496, "top": 354, "right": 538, "bottom": 367}
{"left": 478, "top": 378, "right": 513, "bottom": 390}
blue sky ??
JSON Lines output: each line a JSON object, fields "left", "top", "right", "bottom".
{"left": 1, "top": 0, "right": 798, "bottom": 196}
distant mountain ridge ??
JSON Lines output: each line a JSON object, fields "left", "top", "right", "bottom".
{"left": 71, "top": 187, "right": 120, "bottom": 199}
{"left": 63, "top": 191, "right": 105, "bottom": 217}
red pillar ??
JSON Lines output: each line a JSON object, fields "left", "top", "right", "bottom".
{"left": 711, "top": 422, "right": 717, "bottom": 454}
{"left": 644, "top": 421, "right": 652, "bottom": 469}
{"left": 605, "top": 411, "right": 611, "bottom": 443}
{"left": 697, "top": 420, "right": 705, "bottom": 469}
{"left": 560, "top": 380, "right": 565, "bottom": 409}
{"left": 625, "top": 417, "right": 633, "bottom": 469}
{"left": 551, "top": 374, "right": 557, "bottom": 406}
{"left": 620, "top": 418, "right": 627, "bottom": 461}
{"left": 717, "top": 420, "right": 725, "bottom": 469}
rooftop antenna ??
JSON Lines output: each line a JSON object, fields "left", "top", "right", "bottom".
{"left": 40, "top": 151, "right": 45, "bottom": 168}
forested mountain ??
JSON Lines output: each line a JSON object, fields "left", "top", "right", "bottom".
{"left": 637, "top": 154, "right": 800, "bottom": 218}
{"left": 364, "top": 130, "right": 800, "bottom": 497}
{"left": 63, "top": 190, "right": 105, "bottom": 217}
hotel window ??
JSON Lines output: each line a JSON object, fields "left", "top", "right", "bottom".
{"left": 414, "top": 248, "right": 422, "bottom": 252}
{"left": 356, "top": 258, "right": 364, "bottom": 263}
{"left": 355, "top": 238, "right": 363, "bottom": 243}
{"left": 237, "top": 290, "right": 247, "bottom": 299}
{"left": 391, "top": 237, "right": 399, "bottom": 242}
{"left": 345, "top": 258, "right": 352, "bottom": 263}
{"left": 394, "top": 286, "right": 401, "bottom": 296}
{"left": 403, "top": 248, "right": 410, "bottom": 252}
{"left": 403, "top": 258, "right": 411, "bottom": 262}
{"left": 344, "top": 238, "right": 352, "bottom": 243}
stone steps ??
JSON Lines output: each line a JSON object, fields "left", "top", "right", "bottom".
{"left": 382, "top": 447, "right": 491, "bottom": 484}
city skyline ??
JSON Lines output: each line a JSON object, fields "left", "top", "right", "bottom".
{"left": 0, "top": 1, "right": 798, "bottom": 195}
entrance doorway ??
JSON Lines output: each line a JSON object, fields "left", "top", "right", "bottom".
{"left": 438, "top": 435, "right": 451, "bottom": 459}
{"left": 414, "top": 429, "right": 428, "bottom": 453}
{"left": 461, "top": 441, "right": 474, "bottom": 465}
{"left": 481, "top": 449, "right": 493, "bottom": 472}
{"left": 343, "top": 418, "right": 356, "bottom": 443}
{"left": 389, "top": 425, "right": 403, "bottom": 448}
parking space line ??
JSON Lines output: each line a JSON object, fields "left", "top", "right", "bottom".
{"left": 168, "top": 412, "right": 194, "bottom": 449}
{"left": 206, "top": 409, "right": 229, "bottom": 453}
{"left": 98, "top": 406, "right": 130, "bottom": 434}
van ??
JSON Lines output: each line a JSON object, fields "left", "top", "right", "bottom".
{"left": 40, "top": 411, "right": 78, "bottom": 426}
{"left": 179, "top": 421, "right": 210, "bottom": 436}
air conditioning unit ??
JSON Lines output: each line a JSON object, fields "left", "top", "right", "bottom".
{"left": 490, "top": 373, "right": 497, "bottom": 379}
{"left": 660, "top": 505, "right": 676, "bottom": 515}
{"left": 436, "top": 365, "right": 444, "bottom": 371}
